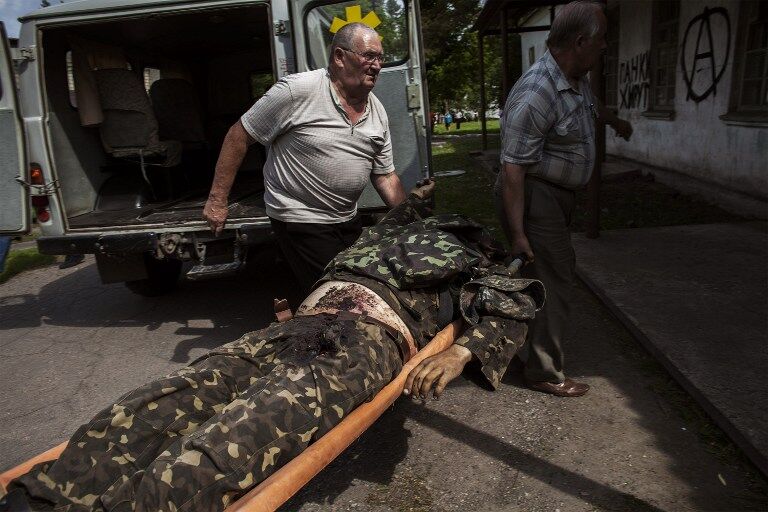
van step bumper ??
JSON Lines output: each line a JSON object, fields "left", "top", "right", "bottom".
{"left": 37, "top": 233, "right": 158, "bottom": 255}
{"left": 186, "top": 261, "right": 243, "bottom": 280}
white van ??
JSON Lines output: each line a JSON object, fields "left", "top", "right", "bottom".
{"left": 0, "top": 0, "right": 431, "bottom": 295}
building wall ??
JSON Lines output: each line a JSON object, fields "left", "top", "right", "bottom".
{"left": 520, "top": 8, "right": 552, "bottom": 73}
{"left": 608, "top": 0, "right": 767, "bottom": 213}
{"left": 518, "top": 0, "right": 767, "bottom": 217}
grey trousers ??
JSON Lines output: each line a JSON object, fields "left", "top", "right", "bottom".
{"left": 496, "top": 176, "right": 576, "bottom": 383}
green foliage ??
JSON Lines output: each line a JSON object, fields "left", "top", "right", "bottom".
{"left": 0, "top": 248, "right": 56, "bottom": 284}
{"left": 250, "top": 72, "right": 275, "bottom": 99}
{"left": 309, "top": 0, "right": 408, "bottom": 64}
{"left": 420, "top": 0, "right": 503, "bottom": 114}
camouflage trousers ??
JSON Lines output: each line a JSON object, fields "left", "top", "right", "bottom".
{"left": 12, "top": 314, "right": 402, "bottom": 512}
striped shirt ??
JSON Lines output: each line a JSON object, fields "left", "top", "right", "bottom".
{"left": 241, "top": 68, "right": 394, "bottom": 224}
{"left": 499, "top": 51, "right": 596, "bottom": 189}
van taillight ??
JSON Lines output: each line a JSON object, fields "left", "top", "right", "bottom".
{"left": 36, "top": 208, "right": 51, "bottom": 223}
{"left": 29, "top": 163, "right": 51, "bottom": 223}
{"left": 30, "top": 165, "right": 44, "bottom": 185}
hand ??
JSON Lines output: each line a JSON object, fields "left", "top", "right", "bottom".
{"left": 410, "top": 178, "right": 435, "bottom": 200}
{"left": 202, "top": 196, "right": 228, "bottom": 236}
{"left": 403, "top": 344, "right": 472, "bottom": 400}
{"left": 613, "top": 119, "right": 633, "bottom": 141}
{"left": 510, "top": 234, "right": 534, "bottom": 264}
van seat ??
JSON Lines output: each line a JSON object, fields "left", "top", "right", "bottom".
{"left": 94, "top": 68, "right": 181, "bottom": 166}
{"left": 149, "top": 78, "right": 206, "bottom": 146}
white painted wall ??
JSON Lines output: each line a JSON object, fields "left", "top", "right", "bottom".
{"left": 607, "top": 0, "right": 767, "bottom": 208}
{"left": 514, "top": 1, "right": 767, "bottom": 214}
{"left": 520, "top": 8, "right": 552, "bottom": 73}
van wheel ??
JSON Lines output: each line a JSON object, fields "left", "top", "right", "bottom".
{"left": 124, "top": 255, "right": 182, "bottom": 297}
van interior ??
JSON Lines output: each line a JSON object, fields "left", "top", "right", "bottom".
{"left": 41, "top": 4, "right": 274, "bottom": 230}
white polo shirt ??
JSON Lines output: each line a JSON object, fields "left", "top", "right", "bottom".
{"left": 241, "top": 68, "right": 395, "bottom": 223}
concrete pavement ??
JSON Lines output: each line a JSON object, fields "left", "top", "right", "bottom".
{"left": 471, "top": 142, "right": 768, "bottom": 475}
{"left": 573, "top": 221, "right": 768, "bottom": 476}
{"left": 2, "top": 247, "right": 766, "bottom": 509}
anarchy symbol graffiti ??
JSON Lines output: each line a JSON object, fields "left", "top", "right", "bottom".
{"left": 681, "top": 6, "right": 731, "bottom": 103}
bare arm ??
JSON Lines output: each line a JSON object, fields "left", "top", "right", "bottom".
{"left": 596, "top": 99, "right": 633, "bottom": 141}
{"left": 371, "top": 171, "right": 407, "bottom": 208}
{"left": 500, "top": 163, "right": 534, "bottom": 262}
{"left": 203, "top": 121, "right": 255, "bottom": 235}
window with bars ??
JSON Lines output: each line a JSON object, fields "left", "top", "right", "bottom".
{"left": 649, "top": 0, "right": 680, "bottom": 111}
{"left": 738, "top": 1, "right": 768, "bottom": 111}
{"left": 604, "top": 6, "right": 620, "bottom": 109}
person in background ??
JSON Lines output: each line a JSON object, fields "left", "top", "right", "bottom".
{"left": 0, "top": 236, "right": 10, "bottom": 274}
{"left": 443, "top": 111, "right": 453, "bottom": 131}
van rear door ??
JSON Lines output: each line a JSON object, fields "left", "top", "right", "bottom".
{"left": 0, "top": 23, "right": 29, "bottom": 235}
{"left": 293, "top": 0, "right": 431, "bottom": 208}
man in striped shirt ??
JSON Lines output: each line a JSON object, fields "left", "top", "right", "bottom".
{"left": 496, "top": 1, "right": 632, "bottom": 397}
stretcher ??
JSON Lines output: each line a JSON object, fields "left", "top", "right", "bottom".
{"left": 0, "top": 319, "right": 463, "bottom": 512}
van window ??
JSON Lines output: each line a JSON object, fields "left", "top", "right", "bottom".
{"left": 66, "top": 51, "right": 77, "bottom": 108}
{"left": 304, "top": 0, "right": 408, "bottom": 70}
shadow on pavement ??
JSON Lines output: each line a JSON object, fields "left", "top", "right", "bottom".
{"left": 0, "top": 248, "right": 305, "bottom": 363}
{"left": 281, "top": 399, "right": 411, "bottom": 510}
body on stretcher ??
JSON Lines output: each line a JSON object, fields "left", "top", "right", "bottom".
{"left": 0, "top": 321, "right": 463, "bottom": 512}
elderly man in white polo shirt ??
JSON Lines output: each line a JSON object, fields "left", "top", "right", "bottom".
{"left": 203, "top": 22, "right": 406, "bottom": 292}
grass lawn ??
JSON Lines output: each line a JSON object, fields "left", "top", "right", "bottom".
{"left": 0, "top": 247, "right": 56, "bottom": 284}
{"left": 431, "top": 136, "right": 503, "bottom": 239}
{"left": 432, "top": 119, "right": 500, "bottom": 136}
{"left": 431, "top": 136, "right": 744, "bottom": 240}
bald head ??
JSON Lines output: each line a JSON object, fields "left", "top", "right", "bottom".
{"left": 330, "top": 22, "right": 379, "bottom": 56}
{"left": 546, "top": 1, "right": 604, "bottom": 51}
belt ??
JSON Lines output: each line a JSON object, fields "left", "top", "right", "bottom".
{"left": 296, "top": 281, "right": 418, "bottom": 363}
{"left": 527, "top": 175, "right": 577, "bottom": 194}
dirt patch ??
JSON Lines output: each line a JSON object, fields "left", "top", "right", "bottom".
{"left": 364, "top": 465, "right": 440, "bottom": 512}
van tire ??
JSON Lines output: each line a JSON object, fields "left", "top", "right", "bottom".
{"left": 124, "top": 254, "right": 182, "bottom": 297}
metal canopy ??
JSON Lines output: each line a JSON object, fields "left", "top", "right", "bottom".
{"left": 474, "top": 0, "right": 563, "bottom": 35}
{"left": 474, "top": 0, "right": 567, "bottom": 153}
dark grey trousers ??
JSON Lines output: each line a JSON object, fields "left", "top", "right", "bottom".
{"left": 496, "top": 176, "right": 576, "bottom": 383}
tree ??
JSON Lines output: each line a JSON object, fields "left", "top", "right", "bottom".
{"left": 420, "top": 0, "right": 503, "bottom": 114}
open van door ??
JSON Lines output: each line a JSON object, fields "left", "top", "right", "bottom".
{"left": 294, "top": 0, "right": 431, "bottom": 207}
{"left": 0, "top": 22, "right": 29, "bottom": 235}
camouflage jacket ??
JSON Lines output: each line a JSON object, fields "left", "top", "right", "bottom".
{"left": 319, "top": 194, "right": 545, "bottom": 389}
